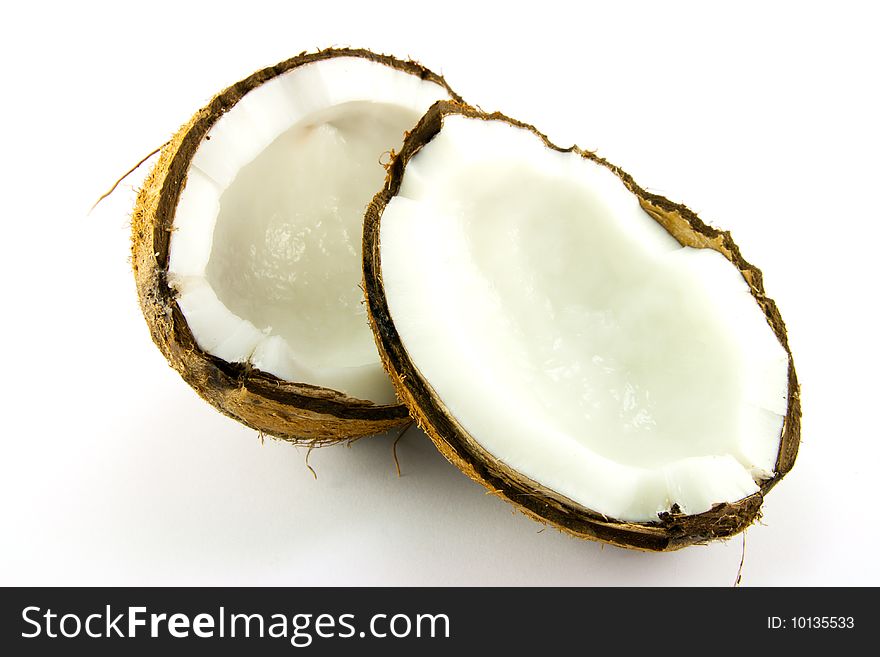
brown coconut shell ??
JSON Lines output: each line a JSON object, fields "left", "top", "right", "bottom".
{"left": 132, "top": 48, "right": 461, "bottom": 445}
{"left": 363, "top": 101, "right": 801, "bottom": 550}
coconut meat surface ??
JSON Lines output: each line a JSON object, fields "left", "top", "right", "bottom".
{"left": 167, "top": 57, "right": 451, "bottom": 404}
{"left": 379, "top": 116, "right": 789, "bottom": 522}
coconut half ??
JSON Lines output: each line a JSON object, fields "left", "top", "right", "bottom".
{"left": 364, "top": 102, "right": 801, "bottom": 550}
{"left": 132, "top": 49, "right": 459, "bottom": 443}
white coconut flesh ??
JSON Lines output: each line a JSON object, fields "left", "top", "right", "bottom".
{"left": 166, "top": 57, "right": 452, "bottom": 404}
{"left": 379, "top": 116, "right": 790, "bottom": 522}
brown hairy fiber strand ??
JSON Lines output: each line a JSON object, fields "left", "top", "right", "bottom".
{"left": 132, "top": 48, "right": 461, "bottom": 444}
{"left": 362, "top": 101, "right": 801, "bottom": 550}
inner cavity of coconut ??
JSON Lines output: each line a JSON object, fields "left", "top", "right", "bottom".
{"left": 167, "top": 57, "right": 451, "bottom": 404}
{"left": 378, "top": 115, "right": 790, "bottom": 522}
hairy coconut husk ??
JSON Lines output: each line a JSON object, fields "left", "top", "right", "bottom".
{"left": 132, "top": 48, "right": 461, "bottom": 445}
{"left": 363, "top": 101, "right": 801, "bottom": 550}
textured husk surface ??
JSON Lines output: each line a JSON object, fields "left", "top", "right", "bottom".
{"left": 363, "top": 101, "right": 801, "bottom": 550}
{"left": 132, "top": 48, "right": 461, "bottom": 444}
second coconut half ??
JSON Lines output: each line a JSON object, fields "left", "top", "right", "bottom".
{"left": 132, "top": 49, "right": 460, "bottom": 443}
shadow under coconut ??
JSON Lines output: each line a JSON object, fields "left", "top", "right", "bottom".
{"left": 60, "top": 386, "right": 747, "bottom": 586}
{"left": 298, "top": 426, "right": 748, "bottom": 586}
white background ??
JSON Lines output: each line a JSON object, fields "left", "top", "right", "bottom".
{"left": 1, "top": 1, "right": 877, "bottom": 586}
